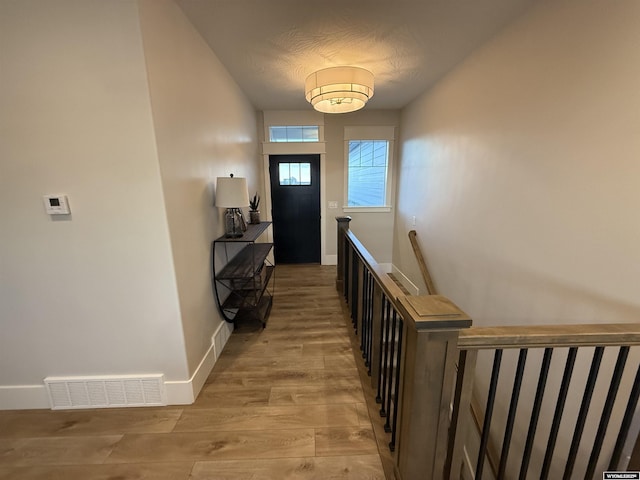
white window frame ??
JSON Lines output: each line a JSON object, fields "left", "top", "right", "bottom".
{"left": 268, "top": 125, "right": 320, "bottom": 143}
{"left": 343, "top": 126, "right": 395, "bottom": 213}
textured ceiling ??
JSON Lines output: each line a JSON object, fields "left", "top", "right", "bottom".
{"left": 176, "top": 0, "right": 536, "bottom": 111}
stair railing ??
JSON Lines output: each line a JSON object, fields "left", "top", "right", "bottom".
{"left": 337, "top": 217, "right": 472, "bottom": 479}
{"left": 336, "top": 217, "right": 640, "bottom": 480}
{"left": 448, "top": 324, "right": 640, "bottom": 480}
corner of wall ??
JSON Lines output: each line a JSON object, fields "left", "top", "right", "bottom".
{"left": 164, "top": 319, "right": 233, "bottom": 405}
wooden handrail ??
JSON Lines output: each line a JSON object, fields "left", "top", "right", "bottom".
{"left": 458, "top": 323, "right": 640, "bottom": 350}
{"left": 345, "top": 229, "right": 406, "bottom": 306}
{"left": 408, "top": 230, "right": 436, "bottom": 295}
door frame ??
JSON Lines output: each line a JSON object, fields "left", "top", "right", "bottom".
{"left": 261, "top": 142, "right": 331, "bottom": 265}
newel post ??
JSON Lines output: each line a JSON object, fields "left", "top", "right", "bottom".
{"left": 394, "top": 295, "right": 472, "bottom": 480}
{"left": 335, "top": 216, "right": 352, "bottom": 292}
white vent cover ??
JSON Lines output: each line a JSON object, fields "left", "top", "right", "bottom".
{"left": 44, "top": 374, "right": 166, "bottom": 410}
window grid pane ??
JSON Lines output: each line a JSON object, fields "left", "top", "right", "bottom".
{"left": 279, "top": 163, "right": 311, "bottom": 185}
{"left": 348, "top": 140, "right": 388, "bottom": 207}
{"left": 269, "top": 126, "right": 319, "bottom": 142}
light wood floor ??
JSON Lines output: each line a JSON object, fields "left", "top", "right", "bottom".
{"left": 0, "top": 265, "right": 391, "bottom": 479}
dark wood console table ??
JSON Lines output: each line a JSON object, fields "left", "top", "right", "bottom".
{"left": 212, "top": 222, "right": 275, "bottom": 327}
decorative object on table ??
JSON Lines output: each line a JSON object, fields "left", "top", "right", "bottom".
{"left": 215, "top": 174, "right": 250, "bottom": 238}
{"left": 249, "top": 192, "right": 261, "bottom": 224}
{"left": 305, "top": 66, "right": 374, "bottom": 114}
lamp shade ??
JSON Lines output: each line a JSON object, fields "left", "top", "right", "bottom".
{"left": 215, "top": 175, "right": 250, "bottom": 208}
{"left": 305, "top": 66, "right": 374, "bottom": 114}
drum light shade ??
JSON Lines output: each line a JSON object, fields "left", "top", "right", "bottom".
{"left": 305, "top": 66, "right": 374, "bottom": 114}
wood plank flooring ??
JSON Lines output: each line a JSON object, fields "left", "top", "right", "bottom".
{"left": 0, "top": 265, "right": 389, "bottom": 479}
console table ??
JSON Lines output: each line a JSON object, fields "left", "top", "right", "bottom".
{"left": 211, "top": 222, "right": 275, "bottom": 327}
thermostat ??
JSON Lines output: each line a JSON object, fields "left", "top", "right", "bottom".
{"left": 43, "top": 195, "right": 71, "bottom": 215}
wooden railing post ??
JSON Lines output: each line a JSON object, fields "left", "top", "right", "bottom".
{"left": 336, "top": 216, "right": 352, "bottom": 292}
{"left": 394, "top": 295, "right": 472, "bottom": 480}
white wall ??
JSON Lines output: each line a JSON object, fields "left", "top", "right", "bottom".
{"left": 0, "top": 0, "right": 260, "bottom": 409}
{"left": 396, "top": 0, "right": 640, "bottom": 321}
{"left": 0, "top": 0, "right": 189, "bottom": 407}
{"left": 395, "top": 0, "right": 640, "bottom": 476}
{"left": 138, "top": 0, "right": 259, "bottom": 381}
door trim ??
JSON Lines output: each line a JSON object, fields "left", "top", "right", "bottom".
{"left": 261, "top": 142, "right": 332, "bottom": 265}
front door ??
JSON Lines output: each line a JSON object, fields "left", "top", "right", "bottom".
{"left": 269, "top": 154, "right": 321, "bottom": 264}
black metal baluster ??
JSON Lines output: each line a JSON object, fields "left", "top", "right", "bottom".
{"left": 389, "top": 316, "right": 404, "bottom": 452}
{"left": 377, "top": 297, "right": 391, "bottom": 405}
{"left": 351, "top": 254, "right": 358, "bottom": 330}
{"left": 519, "top": 348, "right": 553, "bottom": 480}
{"left": 384, "top": 310, "right": 398, "bottom": 432}
{"left": 445, "top": 350, "right": 470, "bottom": 479}
{"left": 541, "top": 347, "right": 577, "bottom": 480}
{"left": 366, "top": 273, "right": 374, "bottom": 375}
{"left": 360, "top": 268, "right": 368, "bottom": 355}
{"left": 476, "top": 349, "right": 503, "bottom": 480}
{"left": 609, "top": 363, "right": 640, "bottom": 469}
{"left": 343, "top": 240, "right": 349, "bottom": 300}
{"left": 365, "top": 270, "right": 372, "bottom": 369}
{"left": 585, "top": 346, "right": 630, "bottom": 478}
{"left": 498, "top": 349, "right": 527, "bottom": 479}
{"left": 563, "top": 346, "right": 604, "bottom": 479}
{"left": 379, "top": 299, "right": 392, "bottom": 414}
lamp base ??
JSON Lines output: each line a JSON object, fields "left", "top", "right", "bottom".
{"left": 224, "top": 208, "right": 245, "bottom": 238}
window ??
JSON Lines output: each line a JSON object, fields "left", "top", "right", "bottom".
{"left": 278, "top": 162, "right": 311, "bottom": 185}
{"left": 344, "top": 126, "right": 394, "bottom": 210}
{"left": 347, "top": 140, "right": 389, "bottom": 207}
{"left": 269, "top": 126, "right": 319, "bottom": 143}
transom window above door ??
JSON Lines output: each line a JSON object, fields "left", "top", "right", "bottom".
{"left": 269, "top": 126, "right": 319, "bottom": 143}
{"left": 279, "top": 162, "right": 311, "bottom": 185}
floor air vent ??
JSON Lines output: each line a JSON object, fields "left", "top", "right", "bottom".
{"left": 44, "top": 374, "right": 166, "bottom": 410}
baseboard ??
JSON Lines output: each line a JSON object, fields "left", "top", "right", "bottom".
{"left": 165, "top": 320, "right": 234, "bottom": 405}
{"left": 463, "top": 445, "right": 475, "bottom": 479}
{"left": 391, "top": 264, "right": 421, "bottom": 295}
{"left": 0, "top": 385, "right": 50, "bottom": 410}
{"left": 379, "top": 262, "right": 393, "bottom": 273}
{"left": 0, "top": 321, "right": 235, "bottom": 410}
{"left": 323, "top": 254, "right": 337, "bottom": 265}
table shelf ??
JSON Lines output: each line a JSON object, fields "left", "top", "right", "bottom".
{"left": 212, "top": 222, "right": 275, "bottom": 327}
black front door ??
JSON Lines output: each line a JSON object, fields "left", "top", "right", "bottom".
{"left": 269, "top": 154, "right": 321, "bottom": 264}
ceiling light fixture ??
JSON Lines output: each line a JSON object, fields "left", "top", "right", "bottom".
{"left": 305, "top": 66, "right": 374, "bottom": 114}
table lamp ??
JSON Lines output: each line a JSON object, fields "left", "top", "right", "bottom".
{"left": 215, "top": 174, "right": 250, "bottom": 238}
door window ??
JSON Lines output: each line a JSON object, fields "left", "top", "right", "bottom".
{"left": 278, "top": 162, "right": 311, "bottom": 186}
